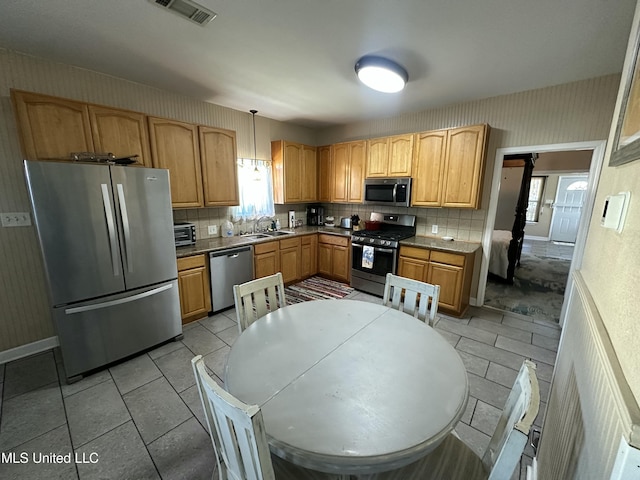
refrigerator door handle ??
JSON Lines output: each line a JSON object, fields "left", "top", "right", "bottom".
{"left": 101, "top": 184, "right": 120, "bottom": 277}
{"left": 65, "top": 283, "right": 173, "bottom": 314}
{"left": 116, "top": 183, "right": 133, "bottom": 273}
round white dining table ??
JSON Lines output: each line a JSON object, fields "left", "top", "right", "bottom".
{"left": 224, "top": 299, "right": 469, "bottom": 476}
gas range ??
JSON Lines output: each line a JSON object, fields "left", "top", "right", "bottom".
{"left": 350, "top": 212, "right": 416, "bottom": 248}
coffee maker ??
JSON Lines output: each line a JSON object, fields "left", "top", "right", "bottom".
{"left": 306, "top": 205, "right": 324, "bottom": 226}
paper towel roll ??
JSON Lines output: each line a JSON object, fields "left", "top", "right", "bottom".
{"left": 288, "top": 210, "right": 295, "bottom": 229}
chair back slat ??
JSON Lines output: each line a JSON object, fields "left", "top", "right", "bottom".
{"left": 483, "top": 359, "right": 540, "bottom": 479}
{"left": 192, "top": 355, "right": 276, "bottom": 480}
{"left": 234, "top": 272, "right": 286, "bottom": 332}
{"left": 383, "top": 273, "right": 441, "bottom": 326}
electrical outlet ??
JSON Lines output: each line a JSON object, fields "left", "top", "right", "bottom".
{"left": 208, "top": 225, "right": 218, "bottom": 236}
{"left": 431, "top": 224, "right": 438, "bottom": 234}
{"left": 1, "top": 212, "right": 31, "bottom": 227}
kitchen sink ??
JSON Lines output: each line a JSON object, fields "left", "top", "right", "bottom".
{"left": 240, "top": 233, "right": 271, "bottom": 240}
{"left": 263, "top": 230, "right": 294, "bottom": 236}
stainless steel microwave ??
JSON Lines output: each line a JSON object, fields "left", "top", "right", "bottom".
{"left": 174, "top": 222, "right": 196, "bottom": 246}
{"left": 363, "top": 177, "right": 412, "bottom": 207}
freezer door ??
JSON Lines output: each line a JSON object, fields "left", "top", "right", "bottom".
{"left": 24, "top": 160, "right": 125, "bottom": 306}
{"left": 53, "top": 280, "right": 182, "bottom": 379}
{"left": 110, "top": 166, "right": 178, "bottom": 289}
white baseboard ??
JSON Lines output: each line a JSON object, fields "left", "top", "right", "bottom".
{"left": 470, "top": 296, "right": 478, "bottom": 307}
{"left": 526, "top": 457, "right": 538, "bottom": 480}
{"left": 524, "top": 235, "right": 550, "bottom": 241}
{"left": 0, "top": 336, "right": 59, "bottom": 365}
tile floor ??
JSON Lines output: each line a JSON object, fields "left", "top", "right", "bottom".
{"left": 0, "top": 290, "right": 560, "bottom": 480}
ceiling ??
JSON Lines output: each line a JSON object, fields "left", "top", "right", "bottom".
{"left": 0, "top": 0, "right": 636, "bottom": 128}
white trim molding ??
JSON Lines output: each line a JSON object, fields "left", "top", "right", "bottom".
{"left": 0, "top": 336, "right": 59, "bottom": 365}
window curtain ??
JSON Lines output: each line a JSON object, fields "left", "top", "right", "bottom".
{"left": 232, "top": 159, "right": 275, "bottom": 221}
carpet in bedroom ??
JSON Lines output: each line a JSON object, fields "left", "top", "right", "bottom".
{"left": 484, "top": 251, "right": 570, "bottom": 323}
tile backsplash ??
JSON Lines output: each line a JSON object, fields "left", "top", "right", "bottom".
{"left": 173, "top": 204, "right": 485, "bottom": 243}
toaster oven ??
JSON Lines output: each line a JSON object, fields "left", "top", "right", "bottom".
{"left": 174, "top": 222, "right": 196, "bottom": 246}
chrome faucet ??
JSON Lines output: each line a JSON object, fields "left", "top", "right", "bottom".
{"left": 254, "top": 216, "right": 274, "bottom": 233}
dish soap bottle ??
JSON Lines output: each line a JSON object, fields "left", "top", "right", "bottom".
{"left": 275, "top": 218, "right": 281, "bottom": 230}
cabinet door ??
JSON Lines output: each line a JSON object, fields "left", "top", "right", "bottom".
{"left": 412, "top": 130, "right": 447, "bottom": 206}
{"left": 318, "top": 243, "right": 333, "bottom": 277}
{"left": 348, "top": 141, "right": 366, "bottom": 203}
{"left": 12, "top": 90, "right": 94, "bottom": 160}
{"left": 428, "top": 262, "right": 463, "bottom": 312}
{"left": 331, "top": 143, "right": 350, "bottom": 203}
{"left": 317, "top": 146, "right": 332, "bottom": 202}
{"left": 89, "top": 105, "right": 152, "bottom": 167}
{"left": 255, "top": 251, "right": 279, "bottom": 279}
{"left": 332, "top": 245, "right": 350, "bottom": 283}
{"left": 177, "top": 255, "right": 211, "bottom": 324}
{"left": 301, "top": 235, "right": 318, "bottom": 278}
{"left": 366, "top": 137, "right": 389, "bottom": 177}
{"left": 388, "top": 134, "right": 414, "bottom": 177}
{"left": 199, "top": 126, "right": 239, "bottom": 206}
{"left": 284, "top": 142, "right": 302, "bottom": 202}
{"left": 442, "top": 124, "right": 487, "bottom": 208}
{"left": 398, "top": 256, "right": 429, "bottom": 282}
{"left": 148, "top": 117, "right": 203, "bottom": 208}
{"left": 301, "top": 145, "right": 317, "bottom": 202}
{"left": 280, "top": 245, "right": 301, "bottom": 284}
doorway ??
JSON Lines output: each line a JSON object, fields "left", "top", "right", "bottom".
{"left": 477, "top": 141, "right": 606, "bottom": 327}
{"left": 549, "top": 175, "right": 589, "bottom": 243}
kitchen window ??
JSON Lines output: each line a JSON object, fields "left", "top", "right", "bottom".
{"left": 233, "top": 159, "right": 275, "bottom": 220}
{"left": 526, "top": 176, "right": 546, "bottom": 222}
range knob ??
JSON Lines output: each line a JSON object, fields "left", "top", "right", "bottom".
{"left": 383, "top": 240, "right": 391, "bottom": 246}
{"left": 369, "top": 238, "right": 375, "bottom": 244}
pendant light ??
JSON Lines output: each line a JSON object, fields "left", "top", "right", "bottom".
{"left": 250, "top": 109, "right": 261, "bottom": 181}
{"left": 355, "top": 55, "right": 408, "bottom": 93}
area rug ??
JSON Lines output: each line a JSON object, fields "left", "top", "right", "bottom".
{"left": 285, "top": 276, "right": 354, "bottom": 304}
{"left": 484, "top": 252, "right": 570, "bottom": 323}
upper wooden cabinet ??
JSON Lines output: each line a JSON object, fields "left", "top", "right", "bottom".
{"left": 88, "top": 105, "right": 152, "bottom": 167}
{"left": 199, "top": 126, "right": 239, "bottom": 206}
{"left": 366, "top": 134, "right": 413, "bottom": 178}
{"left": 12, "top": 90, "right": 94, "bottom": 160}
{"left": 271, "top": 140, "right": 317, "bottom": 204}
{"left": 148, "top": 116, "right": 203, "bottom": 208}
{"left": 412, "top": 124, "right": 489, "bottom": 209}
{"left": 317, "top": 145, "right": 332, "bottom": 202}
{"left": 331, "top": 140, "right": 365, "bottom": 203}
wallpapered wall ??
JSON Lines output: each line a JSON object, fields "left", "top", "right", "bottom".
{"left": 0, "top": 47, "right": 619, "bottom": 353}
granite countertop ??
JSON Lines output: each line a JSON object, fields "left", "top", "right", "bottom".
{"left": 176, "top": 225, "right": 353, "bottom": 258}
{"left": 400, "top": 235, "right": 481, "bottom": 254}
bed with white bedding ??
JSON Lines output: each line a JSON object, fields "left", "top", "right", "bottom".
{"left": 489, "top": 230, "right": 512, "bottom": 280}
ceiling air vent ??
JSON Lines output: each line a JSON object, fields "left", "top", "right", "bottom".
{"left": 148, "top": 0, "right": 217, "bottom": 26}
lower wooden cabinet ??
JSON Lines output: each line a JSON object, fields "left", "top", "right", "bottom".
{"left": 318, "top": 234, "right": 350, "bottom": 283}
{"left": 398, "top": 245, "right": 475, "bottom": 317}
{"left": 254, "top": 241, "right": 280, "bottom": 279}
{"left": 279, "top": 237, "right": 302, "bottom": 284}
{"left": 177, "top": 254, "right": 211, "bottom": 324}
{"left": 301, "top": 234, "right": 318, "bottom": 279}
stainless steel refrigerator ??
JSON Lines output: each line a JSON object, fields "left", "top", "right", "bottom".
{"left": 24, "top": 160, "right": 182, "bottom": 381}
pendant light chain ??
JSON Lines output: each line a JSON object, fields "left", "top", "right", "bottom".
{"left": 250, "top": 109, "right": 258, "bottom": 168}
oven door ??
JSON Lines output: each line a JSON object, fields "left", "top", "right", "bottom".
{"left": 351, "top": 243, "right": 397, "bottom": 277}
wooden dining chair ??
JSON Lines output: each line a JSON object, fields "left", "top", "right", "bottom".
{"left": 233, "top": 272, "right": 287, "bottom": 333}
{"left": 191, "top": 355, "right": 336, "bottom": 480}
{"left": 382, "top": 273, "right": 440, "bottom": 326}
{"left": 367, "top": 360, "right": 540, "bottom": 480}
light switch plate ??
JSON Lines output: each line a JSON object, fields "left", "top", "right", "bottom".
{"left": 1, "top": 212, "right": 32, "bottom": 227}
{"left": 431, "top": 224, "right": 438, "bottom": 234}
{"left": 208, "top": 225, "right": 218, "bottom": 236}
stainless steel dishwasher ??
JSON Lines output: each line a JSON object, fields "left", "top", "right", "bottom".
{"left": 209, "top": 245, "right": 254, "bottom": 312}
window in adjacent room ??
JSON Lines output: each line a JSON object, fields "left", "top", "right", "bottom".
{"left": 232, "top": 159, "right": 275, "bottom": 221}
{"left": 526, "top": 176, "right": 546, "bottom": 222}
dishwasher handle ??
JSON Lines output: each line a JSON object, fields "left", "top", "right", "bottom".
{"left": 209, "top": 246, "right": 253, "bottom": 259}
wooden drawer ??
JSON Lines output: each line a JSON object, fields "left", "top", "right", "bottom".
{"left": 430, "top": 250, "right": 465, "bottom": 267}
{"left": 399, "top": 246, "right": 430, "bottom": 261}
{"left": 177, "top": 254, "right": 206, "bottom": 271}
{"left": 254, "top": 240, "right": 279, "bottom": 254}
{"left": 280, "top": 236, "right": 301, "bottom": 250}
{"left": 318, "top": 234, "right": 349, "bottom": 247}
{"left": 301, "top": 234, "right": 316, "bottom": 245}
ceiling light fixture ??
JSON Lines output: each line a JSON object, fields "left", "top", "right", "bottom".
{"left": 355, "top": 55, "right": 408, "bottom": 93}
